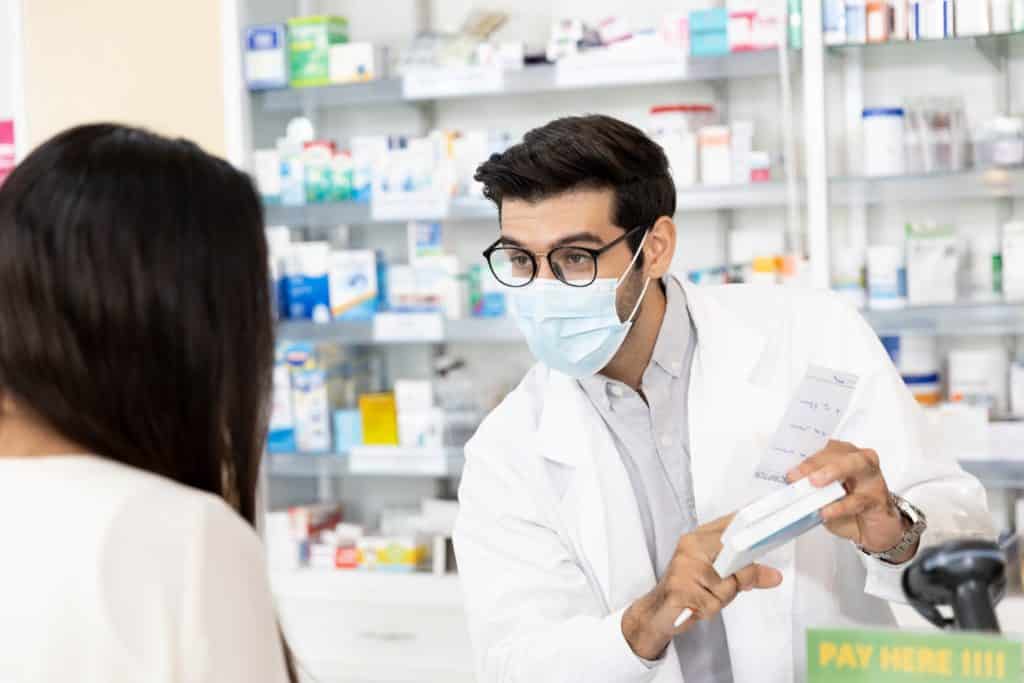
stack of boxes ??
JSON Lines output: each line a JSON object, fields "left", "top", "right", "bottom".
{"left": 244, "top": 15, "right": 388, "bottom": 91}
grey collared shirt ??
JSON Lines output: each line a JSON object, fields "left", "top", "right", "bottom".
{"left": 579, "top": 277, "right": 733, "bottom": 683}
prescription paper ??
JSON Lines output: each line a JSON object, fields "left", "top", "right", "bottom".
{"left": 754, "top": 365, "right": 859, "bottom": 483}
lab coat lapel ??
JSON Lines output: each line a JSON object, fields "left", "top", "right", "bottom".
{"left": 683, "top": 282, "right": 782, "bottom": 519}
{"left": 536, "top": 372, "right": 656, "bottom": 613}
{"left": 683, "top": 282, "right": 796, "bottom": 683}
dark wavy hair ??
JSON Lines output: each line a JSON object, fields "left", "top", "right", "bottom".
{"left": 474, "top": 114, "right": 677, "bottom": 262}
{"left": 0, "top": 123, "right": 296, "bottom": 681}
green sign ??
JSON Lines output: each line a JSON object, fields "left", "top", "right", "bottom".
{"left": 808, "top": 629, "right": 1022, "bottom": 683}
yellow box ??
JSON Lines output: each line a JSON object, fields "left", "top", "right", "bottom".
{"left": 359, "top": 392, "right": 399, "bottom": 445}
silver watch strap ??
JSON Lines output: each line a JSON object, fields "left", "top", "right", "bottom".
{"left": 858, "top": 493, "right": 927, "bottom": 564}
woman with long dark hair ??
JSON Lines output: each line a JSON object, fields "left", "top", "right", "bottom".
{"left": 0, "top": 124, "right": 297, "bottom": 682}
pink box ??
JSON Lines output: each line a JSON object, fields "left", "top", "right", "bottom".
{"left": 0, "top": 120, "right": 14, "bottom": 187}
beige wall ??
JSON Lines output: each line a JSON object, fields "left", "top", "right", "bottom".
{"left": 21, "top": 0, "right": 227, "bottom": 156}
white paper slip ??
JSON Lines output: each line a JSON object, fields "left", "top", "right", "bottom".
{"left": 754, "top": 365, "right": 859, "bottom": 483}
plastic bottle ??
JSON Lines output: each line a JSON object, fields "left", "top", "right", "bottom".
{"left": 867, "top": 0, "right": 891, "bottom": 41}
{"left": 1011, "top": 338, "right": 1024, "bottom": 418}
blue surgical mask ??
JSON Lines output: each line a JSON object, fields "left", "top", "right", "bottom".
{"left": 508, "top": 232, "right": 652, "bottom": 378}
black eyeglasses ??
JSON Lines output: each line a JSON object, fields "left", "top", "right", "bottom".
{"left": 482, "top": 225, "right": 649, "bottom": 288}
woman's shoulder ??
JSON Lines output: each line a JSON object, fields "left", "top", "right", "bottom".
{"left": 87, "top": 456, "right": 259, "bottom": 557}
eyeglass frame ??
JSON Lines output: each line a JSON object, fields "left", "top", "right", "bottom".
{"left": 481, "top": 224, "right": 651, "bottom": 288}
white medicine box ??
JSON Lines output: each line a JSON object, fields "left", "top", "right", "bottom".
{"left": 330, "top": 43, "right": 387, "bottom": 84}
{"left": 245, "top": 24, "right": 288, "bottom": 90}
{"left": 906, "top": 223, "right": 959, "bottom": 306}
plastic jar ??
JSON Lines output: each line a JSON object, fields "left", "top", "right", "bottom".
{"left": 863, "top": 108, "right": 905, "bottom": 177}
{"left": 649, "top": 104, "right": 716, "bottom": 187}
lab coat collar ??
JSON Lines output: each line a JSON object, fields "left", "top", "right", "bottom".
{"left": 680, "top": 279, "right": 766, "bottom": 393}
{"left": 537, "top": 279, "right": 768, "bottom": 470}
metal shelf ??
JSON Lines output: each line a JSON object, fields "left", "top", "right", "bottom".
{"left": 265, "top": 181, "right": 795, "bottom": 228}
{"left": 264, "top": 196, "right": 494, "bottom": 227}
{"left": 270, "top": 452, "right": 1024, "bottom": 485}
{"left": 832, "top": 167, "right": 1024, "bottom": 206}
{"left": 271, "top": 569, "right": 463, "bottom": 607}
{"left": 277, "top": 317, "right": 522, "bottom": 345}
{"left": 279, "top": 304, "right": 1024, "bottom": 344}
{"left": 267, "top": 448, "right": 466, "bottom": 479}
{"left": 828, "top": 30, "right": 1024, "bottom": 55}
{"left": 255, "top": 50, "right": 783, "bottom": 112}
{"left": 267, "top": 167, "right": 1024, "bottom": 227}
{"left": 862, "top": 302, "right": 1024, "bottom": 336}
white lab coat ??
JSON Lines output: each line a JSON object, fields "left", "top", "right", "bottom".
{"left": 454, "top": 280, "right": 993, "bottom": 683}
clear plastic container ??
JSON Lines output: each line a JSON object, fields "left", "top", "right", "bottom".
{"left": 904, "top": 97, "right": 967, "bottom": 174}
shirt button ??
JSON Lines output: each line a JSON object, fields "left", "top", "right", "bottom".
{"left": 608, "top": 385, "right": 624, "bottom": 398}
{"left": 671, "top": 361, "right": 682, "bottom": 373}
{"left": 661, "top": 435, "right": 673, "bottom": 447}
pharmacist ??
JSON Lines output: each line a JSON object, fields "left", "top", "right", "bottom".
{"left": 453, "top": 115, "right": 993, "bottom": 683}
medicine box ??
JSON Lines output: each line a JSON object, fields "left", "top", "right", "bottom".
{"left": 283, "top": 342, "right": 370, "bottom": 453}
{"left": 245, "top": 24, "right": 288, "bottom": 90}
{"left": 689, "top": 9, "right": 730, "bottom": 57}
{"left": 268, "top": 343, "right": 297, "bottom": 453}
{"left": 333, "top": 409, "right": 362, "bottom": 454}
{"left": 468, "top": 264, "right": 507, "bottom": 318}
{"left": 329, "top": 250, "right": 378, "bottom": 321}
{"left": 408, "top": 221, "right": 444, "bottom": 264}
{"left": 1004, "top": 222, "right": 1024, "bottom": 302}
{"left": 289, "top": 503, "right": 343, "bottom": 541}
{"left": 350, "top": 136, "right": 389, "bottom": 202}
{"left": 329, "top": 42, "right": 387, "bottom": 84}
{"left": 905, "top": 222, "right": 958, "bottom": 306}
{"left": 303, "top": 140, "right": 336, "bottom": 204}
{"left": 357, "top": 536, "right": 428, "bottom": 572}
{"left": 253, "top": 149, "right": 282, "bottom": 204}
{"left": 282, "top": 242, "right": 331, "bottom": 322}
{"left": 359, "top": 392, "right": 400, "bottom": 445}
{"left": 388, "top": 265, "right": 446, "bottom": 313}
{"left": 287, "top": 15, "right": 349, "bottom": 87}
{"left": 284, "top": 342, "right": 343, "bottom": 453}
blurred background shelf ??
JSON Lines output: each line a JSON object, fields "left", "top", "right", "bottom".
{"left": 961, "top": 460, "right": 1024, "bottom": 488}
{"left": 831, "top": 167, "right": 1024, "bottom": 206}
{"left": 267, "top": 448, "right": 466, "bottom": 478}
{"left": 271, "top": 569, "right": 463, "bottom": 607}
{"left": 861, "top": 302, "right": 1024, "bottom": 336}
{"left": 828, "top": 29, "right": 1024, "bottom": 53}
{"left": 264, "top": 181, "right": 797, "bottom": 228}
{"left": 267, "top": 447, "right": 1024, "bottom": 486}
{"left": 255, "top": 49, "right": 784, "bottom": 112}
{"left": 277, "top": 317, "right": 522, "bottom": 344}
{"left": 278, "top": 301, "right": 1024, "bottom": 345}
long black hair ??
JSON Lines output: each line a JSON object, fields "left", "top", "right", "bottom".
{"left": 0, "top": 123, "right": 297, "bottom": 680}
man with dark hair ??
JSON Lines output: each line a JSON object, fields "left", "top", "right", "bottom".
{"left": 453, "top": 115, "right": 989, "bottom": 683}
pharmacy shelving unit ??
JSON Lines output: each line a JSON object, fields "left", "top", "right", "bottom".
{"left": 277, "top": 316, "right": 522, "bottom": 344}
{"left": 254, "top": 49, "right": 784, "bottom": 110}
{"left": 264, "top": 179, "right": 799, "bottom": 229}
{"left": 233, "top": 7, "right": 1024, "bottom": 676}
{"left": 248, "top": 25, "right": 804, "bottom": 498}
{"left": 803, "top": 24, "right": 1024, "bottom": 536}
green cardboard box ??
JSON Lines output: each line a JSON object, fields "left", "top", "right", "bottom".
{"left": 287, "top": 15, "right": 349, "bottom": 88}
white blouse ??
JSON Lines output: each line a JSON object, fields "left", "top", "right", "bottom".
{"left": 0, "top": 455, "right": 290, "bottom": 682}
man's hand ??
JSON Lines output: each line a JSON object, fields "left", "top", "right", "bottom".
{"left": 621, "top": 514, "right": 783, "bottom": 661}
{"left": 787, "top": 440, "right": 913, "bottom": 561}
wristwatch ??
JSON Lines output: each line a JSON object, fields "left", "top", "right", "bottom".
{"left": 858, "top": 493, "right": 928, "bottom": 564}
